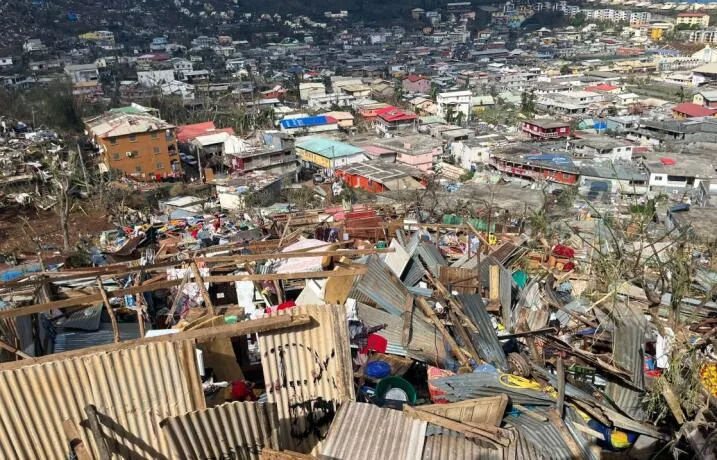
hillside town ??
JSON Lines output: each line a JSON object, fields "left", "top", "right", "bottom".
{"left": 1, "top": 0, "right": 717, "bottom": 459}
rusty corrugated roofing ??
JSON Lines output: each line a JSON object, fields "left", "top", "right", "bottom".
{"left": 0, "top": 340, "right": 204, "bottom": 459}
{"left": 321, "top": 401, "right": 427, "bottom": 460}
{"left": 160, "top": 401, "right": 280, "bottom": 460}
{"left": 258, "top": 304, "right": 354, "bottom": 453}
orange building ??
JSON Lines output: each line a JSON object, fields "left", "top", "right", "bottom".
{"left": 85, "top": 108, "right": 182, "bottom": 180}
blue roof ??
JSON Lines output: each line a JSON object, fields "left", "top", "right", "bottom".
{"left": 280, "top": 115, "right": 334, "bottom": 130}
{"left": 526, "top": 154, "right": 571, "bottom": 164}
{"left": 296, "top": 137, "right": 365, "bottom": 158}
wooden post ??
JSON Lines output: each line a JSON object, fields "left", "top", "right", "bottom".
{"left": 489, "top": 265, "right": 500, "bottom": 304}
{"left": 401, "top": 294, "right": 414, "bottom": 346}
{"left": 96, "top": 277, "right": 120, "bottom": 343}
{"left": 190, "top": 262, "right": 215, "bottom": 316}
{"left": 62, "top": 419, "right": 92, "bottom": 460}
{"left": 415, "top": 297, "right": 470, "bottom": 367}
{"left": 556, "top": 356, "right": 565, "bottom": 418}
{"left": 84, "top": 405, "right": 111, "bottom": 460}
{"left": 134, "top": 272, "right": 146, "bottom": 337}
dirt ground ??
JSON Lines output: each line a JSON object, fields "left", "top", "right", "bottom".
{"left": 0, "top": 201, "right": 116, "bottom": 254}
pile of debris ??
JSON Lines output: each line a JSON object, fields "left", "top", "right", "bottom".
{"left": 0, "top": 207, "right": 715, "bottom": 459}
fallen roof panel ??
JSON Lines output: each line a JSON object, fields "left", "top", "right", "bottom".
{"left": 320, "top": 401, "right": 427, "bottom": 460}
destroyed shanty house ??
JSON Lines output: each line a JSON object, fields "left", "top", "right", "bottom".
{"left": 0, "top": 193, "right": 715, "bottom": 459}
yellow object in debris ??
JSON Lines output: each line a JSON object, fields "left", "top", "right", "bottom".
{"left": 498, "top": 373, "right": 542, "bottom": 390}
{"left": 700, "top": 363, "right": 717, "bottom": 396}
{"left": 487, "top": 233, "right": 498, "bottom": 245}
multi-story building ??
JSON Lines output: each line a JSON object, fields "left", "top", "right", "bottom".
{"left": 690, "top": 29, "right": 717, "bottom": 44}
{"left": 677, "top": 12, "right": 710, "bottom": 28}
{"left": 85, "top": 108, "right": 182, "bottom": 180}
{"left": 521, "top": 119, "right": 571, "bottom": 139}
{"left": 402, "top": 75, "right": 431, "bottom": 94}
{"left": 436, "top": 90, "right": 472, "bottom": 121}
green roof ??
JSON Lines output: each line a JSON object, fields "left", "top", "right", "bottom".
{"left": 296, "top": 137, "right": 365, "bottom": 158}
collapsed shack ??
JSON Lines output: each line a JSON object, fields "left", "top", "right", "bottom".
{"left": 0, "top": 204, "right": 715, "bottom": 459}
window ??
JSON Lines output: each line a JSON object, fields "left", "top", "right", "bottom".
{"left": 112, "top": 152, "right": 120, "bottom": 161}
{"left": 151, "top": 132, "right": 158, "bottom": 139}
{"left": 129, "top": 134, "right": 137, "bottom": 142}
{"left": 156, "top": 162, "right": 164, "bottom": 170}
{"left": 653, "top": 175, "right": 664, "bottom": 181}
{"left": 135, "top": 165, "right": 142, "bottom": 173}
{"left": 153, "top": 146, "right": 161, "bottom": 154}
{"left": 109, "top": 137, "right": 118, "bottom": 145}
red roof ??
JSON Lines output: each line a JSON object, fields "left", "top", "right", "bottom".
{"left": 672, "top": 102, "right": 717, "bottom": 118}
{"left": 177, "top": 121, "right": 235, "bottom": 143}
{"left": 678, "top": 12, "right": 708, "bottom": 17}
{"left": 585, "top": 83, "right": 619, "bottom": 92}
{"left": 660, "top": 157, "right": 676, "bottom": 165}
{"left": 377, "top": 108, "right": 417, "bottom": 122}
{"left": 404, "top": 74, "right": 429, "bottom": 83}
{"left": 374, "top": 106, "right": 398, "bottom": 115}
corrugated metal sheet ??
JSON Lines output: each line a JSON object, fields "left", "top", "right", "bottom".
{"left": 504, "top": 410, "right": 573, "bottom": 460}
{"left": 349, "top": 255, "right": 410, "bottom": 315}
{"left": 406, "top": 230, "right": 422, "bottom": 256}
{"left": 605, "top": 301, "right": 647, "bottom": 421}
{"left": 423, "top": 427, "right": 502, "bottom": 460}
{"left": 455, "top": 294, "right": 509, "bottom": 371}
{"left": 53, "top": 322, "right": 144, "bottom": 353}
{"left": 420, "top": 395, "right": 508, "bottom": 427}
{"left": 402, "top": 257, "right": 427, "bottom": 287}
{"left": 0, "top": 339, "right": 203, "bottom": 460}
{"left": 429, "top": 373, "right": 553, "bottom": 406}
{"left": 160, "top": 401, "right": 280, "bottom": 460}
{"left": 415, "top": 242, "right": 448, "bottom": 277}
{"left": 57, "top": 304, "right": 103, "bottom": 331}
{"left": 258, "top": 304, "right": 354, "bottom": 454}
{"left": 423, "top": 426, "right": 549, "bottom": 460}
{"left": 356, "top": 303, "right": 447, "bottom": 366}
{"left": 321, "top": 401, "right": 426, "bottom": 460}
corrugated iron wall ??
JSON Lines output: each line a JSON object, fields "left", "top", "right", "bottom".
{"left": 0, "top": 340, "right": 203, "bottom": 460}
{"left": 160, "top": 401, "right": 280, "bottom": 460}
{"left": 258, "top": 304, "right": 354, "bottom": 454}
{"left": 321, "top": 401, "right": 427, "bottom": 460}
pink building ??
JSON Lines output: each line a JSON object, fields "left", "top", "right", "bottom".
{"left": 402, "top": 74, "right": 431, "bottom": 94}
{"left": 372, "top": 135, "right": 443, "bottom": 172}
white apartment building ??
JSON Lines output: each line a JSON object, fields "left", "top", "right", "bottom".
{"left": 690, "top": 29, "right": 717, "bottom": 44}
{"left": 436, "top": 90, "right": 472, "bottom": 120}
{"left": 583, "top": 9, "right": 649, "bottom": 24}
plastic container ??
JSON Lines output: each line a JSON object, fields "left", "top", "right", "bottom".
{"left": 365, "top": 360, "right": 391, "bottom": 379}
{"left": 376, "top": 376, "right": 417, "bottom": 405}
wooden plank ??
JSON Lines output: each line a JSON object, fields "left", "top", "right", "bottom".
{"left": 62, "top": 419, "right": 92, "bottom": 460}
{"left": 556, "top": 356, "right": 565, "bottom": 418}
{"left": 260, "top": 448, "right": 317, "bottom": 459}
{"left": 546, "top": 408, "right": 584, "bottom": 459}
{"left": 415, "top": 297, "right": 470, "bottom": 367}
{"left": 134, "top": 272, "right": 146, "bottom": 338}
{"left": 0, "top": 314, "right": 312, "bottom": 372}
{"left": 0, "top": 268, "right": 366, "bottom": 320}
{"left": 401, "top": 294, "right": 414, "bottom": 347}
{"left": 0, "top": 338, "right": 31, "bottom": 359}
{"left": 85, "top": 405, "right": 111, "bottom": 460}
{"left": 190, "top": 262, "right": 215, "bottom": 316}
{"left": 96, "top": 277, "right": 120, "bottom": 343}
{"left": 404, "top": 406, "right": 511, "bottom": 447}
{"left": 489, "top": 265, "right": 500, "bottom": 302}
{"left": 0, "top": 247, "right": 389, "bottom": 291}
